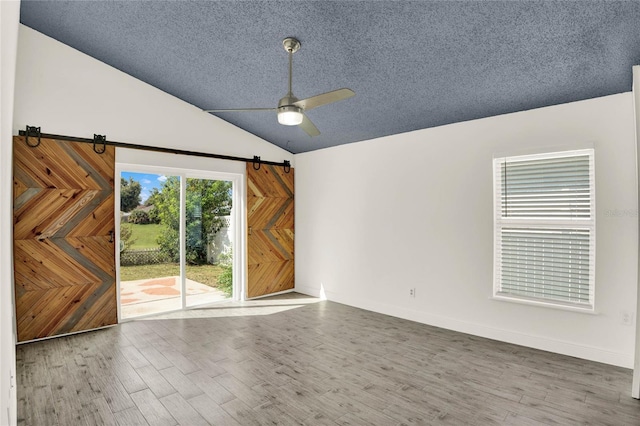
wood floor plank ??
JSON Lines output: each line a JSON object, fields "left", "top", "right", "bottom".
{"left": 219, "top": 398, "right": 263, "bottom": 426}
{"left": 587, "top": 393, "right": 640, "bottom": 417}
{"left": 158, "top": 366, "right": 204, "bottom": 400}
{"left": 161, "top": 349, "right": 200, "bottom": 375}
{"left": 277, "top": 380, "right": 350, "bottom": 420}
{"left": 215, "top": 372, "right": 269, "bottom": 408}
{"left": 81, "top": 396, "right": 118, "bottom": 426}
{"left": 159, "top": 393, "right": 209, "bottom": 426}
{"left": 88, "top": 375, "right": 136, "bottom": 414}
{"left": 334, "top": 410, "right": 401, "bottom": 426}
{"left": 186, "top": 370, "right": 236, "bottom": 405}
{"left": 383, "top": 402, "right": 438, "bottom": 424}
{"left": 135, "top": 365, "right": 177, "bottom": 399}
{"left": 188, "top": 393, "right": 241, "bottom": 425}
{"left": 16, "top": 294, "right": 640, "bottom": 426}
{"left": 19, "top": 359, "right": 52, "bottom": 388}
{"left": 113, "top": 406, "right": 150, "bottom": 426}
{"left": 216, "top": 358, "right": 266, "bottom": 387}
{"left": 503, "top": 411, "right": 553, "bottom": 426}
{"left": 301, "top": 412, "right": 341, "bottom": 426}
{"left": 255, "top": 384, "right": 313, "bottom": 421}
{"left": 18, "top": 385, "right": 57, "bottom": 426}
{"left": 51, "top": 387, "right": 84, "bottom": 426}
{"left": 120, "top": 346, "right": 150, "bottom": 369}
{"left": 190, "top": 354, "right": 228, "bottom": 378}
{"left": 137, "top": 345, "right": 173, "bottom": 370}
{"left": 522, "top": 394, "right": 637, "bottom": 426}
{"left": 113, "top": 359, "right": 148, "bottom": 394}
{"left": 130, "top": 389, "right": 177, "bottom": 426}
{"left": 61, "top": 365, "right": 104, "bottom": 403}
{"left": 253, "top": 400, "right": 301, "bottom": 426}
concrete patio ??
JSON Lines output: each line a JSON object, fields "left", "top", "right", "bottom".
{"left": 120, "top": 276, "right": 228, "bottom": 318}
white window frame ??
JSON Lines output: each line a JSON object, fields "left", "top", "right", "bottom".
{"left": 493, "top": 149, "right": 596, "bottom": 311}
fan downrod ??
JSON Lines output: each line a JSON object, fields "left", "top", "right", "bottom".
{"left": 283, "top": 37, "right": 301, "bottom": 53}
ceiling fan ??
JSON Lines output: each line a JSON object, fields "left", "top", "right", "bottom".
{"left": 204, "top": 37, "right": 355, "bottom": 137}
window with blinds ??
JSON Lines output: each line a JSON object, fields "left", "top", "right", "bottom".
{"left": 493, "top": 149, "right": 595, "bottom": 309}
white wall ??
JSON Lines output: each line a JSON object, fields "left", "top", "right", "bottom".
{"left": 296, "top": 93, "right": 638, "bottom": 368}
{"left": 1, "top": 2, "right": 20, "bottom": 425}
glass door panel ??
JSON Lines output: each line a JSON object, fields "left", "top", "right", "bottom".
{"left": 119, "top": 172, "right": 181, "bottom": 318}
{"left": 185, "top": 177, "right": 234, "bottom": 307}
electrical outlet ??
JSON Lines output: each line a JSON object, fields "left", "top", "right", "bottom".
{"left": 409, "top": 288, "right": 416, "bottom": 298}
{"left": 621, "top": 311, "right": 634, "bottom": 326}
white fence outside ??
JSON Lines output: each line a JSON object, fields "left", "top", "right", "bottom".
{"left": 207, "top": 216, "right": 232, "bottom": 264}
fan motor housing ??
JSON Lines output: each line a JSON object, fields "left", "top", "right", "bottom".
{"left": 278, "top": 95, "right": 299, "bottom": 108}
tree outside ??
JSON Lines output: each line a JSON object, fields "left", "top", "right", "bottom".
{"left": 120, "top": 177, "right": 142, "bottom": 212}
{"left": 153, "top": 176, "right": 232, "bottom": 265}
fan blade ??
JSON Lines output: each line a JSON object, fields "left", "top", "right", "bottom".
{"left": 299, "top": 112, "right": 320, "bottom": 137}
{"left": 204, "top": 108, "right": 276, "bottom": 113}
{"left": 294, "top": 88, "right": 355, "bottom": 111}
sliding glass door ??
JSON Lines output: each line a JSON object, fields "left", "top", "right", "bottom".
{"left": 117, "top": 169, "right": 237, "bottom": 319}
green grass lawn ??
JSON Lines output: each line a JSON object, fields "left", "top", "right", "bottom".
{"left": 122, "top": 223, "right": 164, "bottom": 249}
{"left": 120, "top": 263, "right": 225, "bottom": 288}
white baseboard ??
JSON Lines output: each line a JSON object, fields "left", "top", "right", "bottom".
{"left": 322, "top": 289, "right": 632, "bottom": 368}
{"left": 294, "top": 284, "right": 323, "bottom": 298}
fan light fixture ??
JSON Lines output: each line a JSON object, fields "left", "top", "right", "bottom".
{"left": 277, "top": 105, "right": 304, "bottom": 126}
{"left": 204, "top": 37, "right": 355, "bottom": 137}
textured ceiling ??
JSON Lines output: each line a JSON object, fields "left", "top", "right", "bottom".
{"left": 19, "top": 1, "right": 640, "bottom": 154}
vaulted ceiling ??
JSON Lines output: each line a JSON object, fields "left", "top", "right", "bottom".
{"left": 19, "top": 1, "right": 640, "bottom": 154}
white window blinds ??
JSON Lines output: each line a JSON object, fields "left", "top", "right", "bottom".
{"left": 494, "top": 150, "right": 595, "bottom": 309}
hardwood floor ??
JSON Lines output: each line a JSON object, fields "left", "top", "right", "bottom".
{"left": 17, "top": 293, "right": 640, "bottom": 425}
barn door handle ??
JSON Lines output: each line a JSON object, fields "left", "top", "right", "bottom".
{"left": 109, "top": 231, "right": 114, "bottom": 243}
{"left": 249, "top": 226, "right": 252, "bottom": 235}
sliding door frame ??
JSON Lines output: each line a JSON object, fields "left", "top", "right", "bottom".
{"left": 115, "top": 163, "right": 245, "bottom": 322}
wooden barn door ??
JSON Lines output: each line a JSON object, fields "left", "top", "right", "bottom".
{"left": 13, "top": 136, "right": 117, "bottom": 342}
{"left": 246, "top": 163, "right": 294, "bottom": 298}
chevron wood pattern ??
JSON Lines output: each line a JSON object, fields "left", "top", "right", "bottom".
{"left": 247, "top": 164, "right": 294, "bottom": 298}
{"left": 13, "top": 136, "right": 117, "bottom": 342}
